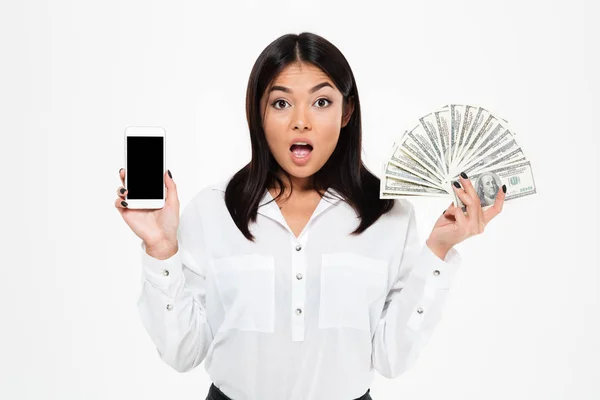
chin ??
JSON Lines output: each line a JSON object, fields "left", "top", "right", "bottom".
{"left": 285, "top": 165, "right": 316, "bottom": 178}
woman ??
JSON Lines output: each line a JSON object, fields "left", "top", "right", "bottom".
{"left": 115, "top": 32, "right": 505, "bottom": 400}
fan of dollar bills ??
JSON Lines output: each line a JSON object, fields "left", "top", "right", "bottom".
{"left": 380, "top": 104, "right": 537, "bottom": 211}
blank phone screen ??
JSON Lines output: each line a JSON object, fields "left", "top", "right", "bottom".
{"left": 126, "top": 136, "right": 164, "bottom": 200}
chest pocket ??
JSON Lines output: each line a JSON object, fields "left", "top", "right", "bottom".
{"left": 319, "top": 252, "right": 388, "bottom": 332}
{"left": 211, "top": 253, "right": 275, "bottom": 333}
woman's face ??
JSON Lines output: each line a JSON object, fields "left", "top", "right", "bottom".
{"left": 260, "top": 62, "right": 353, "bottom": 187}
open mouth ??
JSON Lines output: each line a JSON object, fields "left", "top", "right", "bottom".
{"left": 290, "top": 143, "right": 313, "bottom": 158}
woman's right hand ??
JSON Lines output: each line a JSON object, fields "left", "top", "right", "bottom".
{"left": 115, "top": 168, "right": 180, "bottom": 252}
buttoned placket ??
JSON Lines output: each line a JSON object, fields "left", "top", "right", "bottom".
{"left": 290, "top": 231, "right": 308, "bottom": 341}
{"left": 256, "top": 188, "right": 342, "bottom": 342}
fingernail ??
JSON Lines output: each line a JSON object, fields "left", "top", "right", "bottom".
{"left": 502, "top": 184, "right": 507, "bottom": 193}
{"left": 443, "top": 210, "right": 446, "bottom": 214}
{"left": 453, "top": 181, "right": 461, "bottom": 189}
{"left": 119, "top": 168, "right": 123, "bottom": 173}
{"left": 460, "top": 172, "right": 468, "bottom": 179}
{"left": 121, "top": 201, "right": 128, "bottom": 207}
{"left": 120, "top": 188, "right": 126, "bottom": 194}
{"left": 168, "top": 170, "right": 172, "bottom": 179}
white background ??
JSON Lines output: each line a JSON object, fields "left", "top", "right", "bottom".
{"left": 1, "top": 0, "right": 598, "bottom": 399}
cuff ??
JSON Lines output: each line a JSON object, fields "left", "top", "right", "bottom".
{"left": 140, "top": 240, "right": 184, "bottom": 296}
{"left": 409, "top": 244, "right": 462, "bottom": 289}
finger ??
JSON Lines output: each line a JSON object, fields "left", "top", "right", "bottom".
{"left": 119, "top": 168, "right": 125, "bottom": 186}
{"left": 483, "top": 184, "right": 506, "bottom": 224}
{"left": 114, "top": 197, "right": 128, "bottom": 210}
{"left": 444, "top": 204, "right": 468, "bottom": 228}
{"left": 165, "top": 169, "right": 178, "bottom": 206}
{"left": 117, "top": 186, "right": 128, "bottom": 198}
{"left": 434, "top": 202, "right": 454, "bottom": 224}
{"left": 452, "top": 180, "right": 476, "bottom": 216}
{"left": 442, "top": 202, "right": 453, "bottom": 215}
{"left": 458, "top": 172, "right": 481, "bottom": 209}
{"left": 458, "top": 172, "right": 486, "bottom": 232}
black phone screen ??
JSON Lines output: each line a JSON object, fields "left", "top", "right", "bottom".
{"left": 126, "top": 136, "right": 164, "bottom": 200}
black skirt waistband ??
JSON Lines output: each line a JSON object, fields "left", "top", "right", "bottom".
{"left": 206, "top": 383, "right": 372, "bottom": 400}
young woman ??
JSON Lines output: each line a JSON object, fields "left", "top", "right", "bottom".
{"left": 115, "top": 32, "right": 505, "bottom": 400}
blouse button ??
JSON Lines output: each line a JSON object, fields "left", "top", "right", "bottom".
{"left": 296, "top": 273, "right": 303, "bottom": 280}
{"left": 162, "top": 269, "right": 170, "bottom": 277}
{"left": 433, "top": 270, "right": 440, "bottom": 276}
{"left": 295, "top": 308, "right": 302, "bottom": 315}
{"left": 416, "top": 307, "right": 424, "bottom": 314}
{"left": 166, "top": 304, "right": 173, "bottom": 311}
{"left": 295, "top": 244, "right": 302, "bottom": 251}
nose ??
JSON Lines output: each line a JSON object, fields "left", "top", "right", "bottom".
{"left": 291, "top": 105, "right": 311, "bottom": 131}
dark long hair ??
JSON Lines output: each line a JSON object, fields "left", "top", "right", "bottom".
{"left": 224, "top": 32, "right": 396, "bottom": 241}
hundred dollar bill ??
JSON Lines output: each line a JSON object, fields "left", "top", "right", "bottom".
{"left": 384, "top": 161, "right": 443, "bottom": 190}
{"left": 453, "top": 120, "right": 507, "bottom": 176}
{"left": 382, "top": 174, "right": 449, "bottom": 197}
{"left": 405, "top": 123, "right": 445, "bottom": 176}
{"left": 469, "top": 154, "right": 527, "bottom": 177}
{"left": 398, "top": 133, "right": 445, "bottom": 181}
{"left": 462, "top": 139, "right": 525, "bottom": 176}
{"left": 417, "top": 113, "right": 446, "bottom": 175}
{"left": 454, "top": 106, "right": 489, "bottom": 166}
{"left": 456, "top": 113, "right": 502, "bottom": 171}
{"left": 388, "top": 141, "right": 443, "bottom": 187}
{"left": 454, "top": 104, "right": 479, "bottom": 169}
{"left": 458, "top": 128, "right": 516, "bottom": 172}
{"left": 449, "top": 104, "right": 464, "bottom": 167}
{"left": 464, "top": 128, "right": 516, "bottom": 170}
{"left": 380, "top": 163, "right": 446, "bottom": 198}
{"left": 441, "top": 104, "right": 509, "bottom": 125}
{"left": 434, "top": 109, "right": 451, "bottom": 172}
{"left": 455, "top": 160, "right": 537, "bottom": 212}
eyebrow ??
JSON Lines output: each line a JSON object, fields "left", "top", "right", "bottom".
{"left": 268, "top": 81, "right": 334, "bottom": 94}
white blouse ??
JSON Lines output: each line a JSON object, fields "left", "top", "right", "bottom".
{"left": 137, "top": 176, "right": 462, "bottom": 400}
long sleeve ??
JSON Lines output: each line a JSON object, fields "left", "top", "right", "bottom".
{"left": 136, "top": 199, "right": 214, "bottom": 373}
{"left": 371, "top": 202, "right": 462, "bottom": 379}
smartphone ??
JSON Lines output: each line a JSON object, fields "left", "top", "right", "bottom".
{"left": 124, "top": 126, "right": 166, "bottom": 209}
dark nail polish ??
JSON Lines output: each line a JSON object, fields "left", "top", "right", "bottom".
{"left": 120, "top": 188, "right": 126, "bottom": 194}
{"left": 460, "top": 172, "right": 468, "bottom": 179}
{"left": 502, "top": 184, "right": 507, "bottom": 193}
{"left": 119, "top": 168, "right": 123, "bottom": 173}
{"left": 121, "top": 201, "right": 128, "bottom": 207}
{"left": 453, "top": 181, "right": 461, "bottom": 189}
{"left": 168, "top": 170, "right": 172, "bottom": 179}
{"left": 443, "top": 210, "right": 446, "bottom": 214}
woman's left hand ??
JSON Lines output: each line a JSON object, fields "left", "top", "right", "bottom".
{"left": 426, "top": 172, "right": 506, "bottom": 260}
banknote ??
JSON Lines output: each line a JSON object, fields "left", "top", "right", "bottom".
{"left": 384, "top": 161, "right": 442, "bottom": 189}
{"left": 454, "top": 160, "right": 537, "bottom": 211}
{"left": 454, "top": 113, "right": 502, "bottom": 172}
{"left": 449, "top": 104, "right": 464, "bottom": 167}
{"left": 462, "top": 139, "right": 525, "bottom": 176}
{"left": 400, "top": 129, "right": 445, "bottom": 179}
{"left": 454, "top": 104, "right": 479, "bottom": 168}
{"left": 381, "top": 104, "right": 537, "bottom": 213}
{"left": 387, "top": 138, "right": 443, "bottom": 187}
{"left": 380, "top": 164, "right": 448, "bottom": 198}
{"left": 454, "top": 106, "right": 489, "bottom": 165}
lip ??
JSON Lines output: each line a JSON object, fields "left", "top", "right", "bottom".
{"left": 289, "top": 137, "right": 314, "bottom": 150}
{"left": 289, "top": 137, "right": 313, "bottom": 167}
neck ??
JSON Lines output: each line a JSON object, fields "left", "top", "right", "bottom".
{"left": 275, "top": 172, "right": 314, "bottom": 195}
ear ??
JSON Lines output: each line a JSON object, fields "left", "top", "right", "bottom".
{"left": 341, "top": 96, "right": 355, "bottom": 128}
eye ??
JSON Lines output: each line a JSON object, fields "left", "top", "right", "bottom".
{"left": 271, "top": 99, "right": 290, "bottom": 110}
{"left": 314, "top": 98, "right": 332, "bottom": 108}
